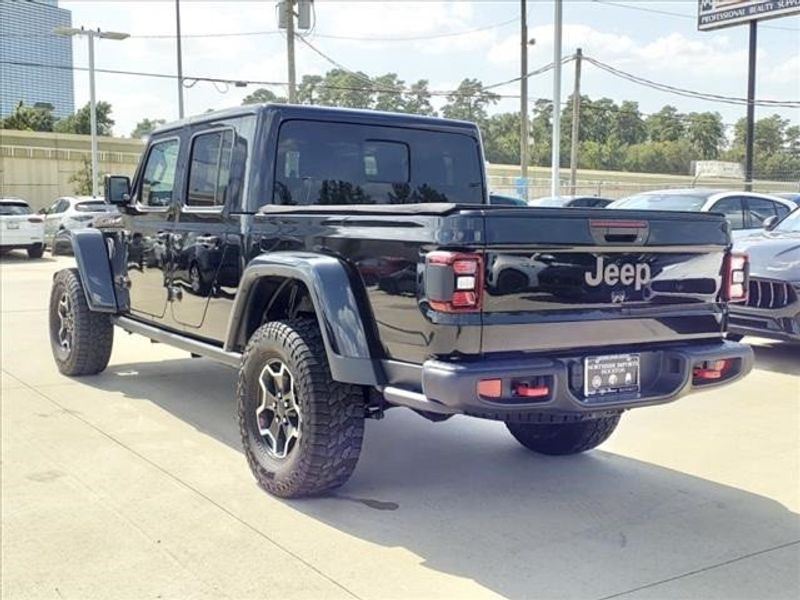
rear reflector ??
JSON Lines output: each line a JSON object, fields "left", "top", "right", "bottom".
{"left": 693, "top": 359, "right": 732, "bottom": 381}
{"left": 514, "top": 383, "right": 550, "bottom": 398}
{"left": 477, "top": 379, "right": 502, "bottom": 398}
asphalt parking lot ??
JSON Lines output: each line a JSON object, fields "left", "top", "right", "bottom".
{"left": 1, "top": 252, "right": 798, "bottom": 600}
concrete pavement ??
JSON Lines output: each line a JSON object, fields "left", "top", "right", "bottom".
{"left": 1, "top": 253, "right": 799, "bottom": 600}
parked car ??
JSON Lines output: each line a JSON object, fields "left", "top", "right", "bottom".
{"left": 49, "top": 104, "right": 752, "bottom": 499}
{"left": 0, "top": 198, "right": 45, "bottom": 258}
{"left": 775, "top": 192, "right": 800, "bottom": 206}
{"left": 608, "top": 189, "right": 795, "bottom": 238}
{"left": 489, "top": 193, "right": 528, "bottom": 207}
{"left": 42, "top": 196, "right": 117, "bottom": 250}
{"left": 529, "top": 195, "right": 613, "bottom": 208}
{"left": 728, "top": 208, "right": 800, "bottom": 343}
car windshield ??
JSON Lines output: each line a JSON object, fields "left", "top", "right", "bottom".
{"left": 0, "top": 203, "right": 31, "bottom": 216}
{"left": 774, "top": 209, "right": 800, "bottom": 233}
{"left": 75, "top": 201, "right": 114, "bottom": 212}
{"left": 610, "top": 193, "right": 708, "bottom": 211}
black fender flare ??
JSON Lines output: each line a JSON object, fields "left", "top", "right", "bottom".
{"left": 225, "top": 252, "right": 382, "bottom": 386}
{"left": 68, "top": 228, "right": 118, "bottom": 313}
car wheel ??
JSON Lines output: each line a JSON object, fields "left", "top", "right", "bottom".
{"left": 506, "top": 414, "right": 621, "bottom": 456}
{"left": 49, "top": 268, "right": 114, "bottom": 376}
{"left": 237, "top": 319, "right": 365, "bottom": 498}
{"left": 28, "top": 244, "right": 44, "bottom": 259}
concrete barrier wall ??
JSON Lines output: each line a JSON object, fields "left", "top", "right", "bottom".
{"left": 0, "top": 130, "right": 144, "bottom": 210}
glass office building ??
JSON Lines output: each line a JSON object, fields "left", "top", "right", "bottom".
{"left": 0, "top": 0, "right": 75, "bottom": 118}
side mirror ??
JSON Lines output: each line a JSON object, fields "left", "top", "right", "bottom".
{"left": 37, "top": 207, "right": 48, "bottom": 215}
{"left": 762, "top": 215, "right": 779, "bottom": 230}
{"left": 105, "top": 175, "right": 131, "bottom": 205}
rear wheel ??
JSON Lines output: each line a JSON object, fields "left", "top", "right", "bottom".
{"left": 28, "top": 244, "right": 44, "bottom": 259}
{"left": 506, "top": 414, "right": 621, "bottom": 456}
{"left": 237, "top": 319, "right": 365, "bottom": 498}
{"left": 49, "top": 268, "right": 114, "bottom": 376}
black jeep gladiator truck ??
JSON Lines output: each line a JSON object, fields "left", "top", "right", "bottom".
{"left": 49, "top": 104, "right": 753, "bottom": 498}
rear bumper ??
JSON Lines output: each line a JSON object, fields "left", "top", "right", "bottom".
{"left": 382, "top": 340, "right": 753, "bottom": 420}
{"left": 0, "top": 230, "right": 44, "bottom": 248}
{"left": 729, "top": 304, "right": 800, "bottom": 343}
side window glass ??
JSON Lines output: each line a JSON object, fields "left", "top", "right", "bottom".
{"left": 745, "top": 197, "right": 778, "bottom": 228}
{"left": 711, "top": 197, "right": 745, "bottom": 230}
{"left": 186, "top": 130, "right": 235, "bottom": 208}
{"left": 775, "top": 203, "right": 790, "bottom": 219}
{"left": 140, "top": 139, "right": 179, "bottom": 208}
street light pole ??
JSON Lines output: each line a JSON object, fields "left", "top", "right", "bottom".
{"left": 54, "top": 26, "right": 128, "bottom": 198}
{"left": 87, "top": 30, "right": 98, "bottom": 198}
{"left": 551, "top": 0, "right": 563, "bottom": 198}
{"left": 176, "top": 0, "right": 185, "bottom": 118}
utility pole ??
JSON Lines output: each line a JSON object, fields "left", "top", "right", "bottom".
{"left": 176, "top": 0, "right": 185, "bottom": 118}
{"left": 286, "top": 0, "right": 297, "bottom": 103}
{"left": 744, "top": 21, "right": 757, "bottom": 192}
{"left": 551, "top": 0, "right": 563, "bottom": 198}
{"left": 569, "top": 48, "right": 582, "bottom": 196}
{"left": 520, "top": 0, "right": 529, "bottom": 195}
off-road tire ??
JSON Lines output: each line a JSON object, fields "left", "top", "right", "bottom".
{"left": 237, "top": 319, "right": 365, "bottom": 498}
{"left": 28, "top": 243, "right": 44, "bottom": 259}
{"left": 49, "top": 268, "right": 114, "bottom": 376}
{"left": 506, "top": 414, "right": 621, "bottom": 456}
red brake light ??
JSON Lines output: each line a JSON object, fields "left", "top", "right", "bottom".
{"left": 693, "top": 359, "right": 732, "bottom": 382}
{"left": 426, "top": 251, "right": 483, "bottom": 313}
{"left": 723, "top": 253, "right": 749, "bottom": 302}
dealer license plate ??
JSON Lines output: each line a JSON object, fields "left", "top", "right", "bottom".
{"left": 584, "top": 353, "right": 640, "bottom": 397}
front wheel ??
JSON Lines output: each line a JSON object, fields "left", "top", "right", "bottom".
{"left": 49, "top": 268, "right": 114, "bottom": 375}
{"left": 506, "top": 414, "right": 621, "bottom": 456}
{"left": 237, "top": 319, "right": 365, "bottom": 498}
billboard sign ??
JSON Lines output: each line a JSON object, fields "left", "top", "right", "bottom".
{"left": 698, "top": 0, "right": 800, "bottom": 30}
{"left": 693, "top": 160, "right": 745, "bottom": 180}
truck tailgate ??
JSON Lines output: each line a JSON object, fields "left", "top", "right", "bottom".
{"left": 478, "top": 208, "right": 731, "bottom": 353}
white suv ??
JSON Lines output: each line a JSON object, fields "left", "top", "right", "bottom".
{"left": 43, "top": 196, "right": 118, "bottom": 251}
{"left": 0, "top": 198, "right": 45, "bottom": 258}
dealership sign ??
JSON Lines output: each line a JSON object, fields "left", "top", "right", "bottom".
{"left": 698, "top": 0, "right": 800, "bottom": 30}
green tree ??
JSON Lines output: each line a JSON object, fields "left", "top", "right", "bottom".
{"left": 296, "top": 74, "right": 324, "bottom": 104}
{"left": 482, "top": 112, "right": 520, "bottom": 165}
{"left": 54, "top": 101, "right": 114, "bottom": 135}
{"left": 685, "top": 112, "right": 725, "bottom": 159}
{"left": 315, "top": 69, "right": 373, "bottom": 109}
{"left": 645, "top": 105, "right": 685, "bottom": 142}
{"left": 68, "top": 156, "right": 104, "bottom": 196}
{"left": 241, "top": 87, "right": 286, "bottom": 105}
{"left": 614, "top": 101, "right": 647, "bottom": 145}
{"left": 130, "top": 118, "right": 166, "bottom": 139}
{"left": 441, "top": 78, "right": 499, "bottom": 124}
{"left": 529, "top": 99, "right": 553, "bottom": 166}
{"left": 403, "top": 79, "right": 436, "bottom": 116}
{"left": 372, "top": 73, "right": 406, "bottom": 113}
{"left": 0, "top": 101, "right": 55, "bottom": 132}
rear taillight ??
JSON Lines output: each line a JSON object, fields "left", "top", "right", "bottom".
{"left": 426, "top": 251, "right": 483, "bottom": 312}
{"left": 723, "top": 253, "right": 749, "bottom": 302}
{"left": 27, "top": 217, "right": 43, "bottom": 223}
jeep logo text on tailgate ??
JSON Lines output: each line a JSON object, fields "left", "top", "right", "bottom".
{"left": 585, "top": 257, "right": 651, "bottom": 290}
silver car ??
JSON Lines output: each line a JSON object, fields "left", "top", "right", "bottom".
{"left": 608, "top": 189, "right": 795, "bottom": 239}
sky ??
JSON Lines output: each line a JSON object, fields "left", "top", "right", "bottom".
{"left": 59, "top": 0, "right": 800, "bottom": 138}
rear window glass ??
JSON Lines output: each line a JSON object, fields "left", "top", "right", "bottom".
{"left": 76, "top": 201, "right": 115, "bottom": 213}
{"left": 611, "top": 194, "right": 707, "bottom": 211}
{"left": 0, "top": 203, "right": 31, "bottom": 215}
{"left": 272, "top": 120, "right": 483, "bottom": 206}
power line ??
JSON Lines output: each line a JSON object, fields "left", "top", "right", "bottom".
{"left": 583, "top": 56, "right": 800, "bottom": 108}
{"left": 592, "top": 0, "right": 799, "bottom": 32}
